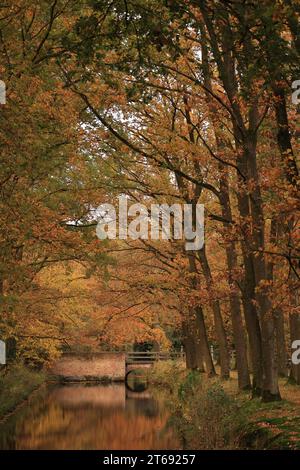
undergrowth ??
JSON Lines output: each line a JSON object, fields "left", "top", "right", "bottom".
{"left": 149, "top": 362, "right": 300, "bottom": 449}
{"left": 0, "top": 363, "right": 46, "bottom": 419}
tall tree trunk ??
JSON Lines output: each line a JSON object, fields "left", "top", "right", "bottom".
{"left": 246, "top": 137, "right": 281, "bottom": 401}
{"left": 240, "top": 281, "right": 264, "bottom": 396}
{"left": 182, "top": 320, "right": 197, "bottom": 369}
{"left": 198, "top": 247, "right": 230, "bottom": 379}
{"left": 227, "top": 269, "right": 251, "bottom": 389}
{"left": 182, "top": 316, "right": 205, "bottom": 371}
{"left": 274, "top": 309, "right": 288, "bottom": 377}
{"left": 272, "top": 85, "right": 299, "bottom": 190}
{"left": 199, "top": 14, "right": 251, "bottom": 390}
{"left": 260, "top": 307, "right": 281, "bottom": 401}
{"left": 200, "top": 1, "right": 281, "bottom": 400}
{"left": 289, "top": 313, "right": 300, "bottom": 384}
{"left": 289, "top": 265, "right": 300, "bottom": 384}
{"left": 266, "top": 219, "right": 288, "bottom": 378}
{"left": 219, "top": 167, "right": 251, "bottom": 389}
{"left": 236, "top": 179, "right": 264, "bottom": 395}
{"left": 195, "top": 306, "right": 216, "bottom": 376}
{"left": 187, "top": 252, "right": 216, "bottom": 376}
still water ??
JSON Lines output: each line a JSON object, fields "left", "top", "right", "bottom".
{"left": 0, "top": 382, "right": 180, "bottom": 450}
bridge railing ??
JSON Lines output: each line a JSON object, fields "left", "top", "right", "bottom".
{"left": 125, "top": 351, "right": 185, "bottom": 364}
{"left": 60, "top": 350, "right": 185, "bottom": 364}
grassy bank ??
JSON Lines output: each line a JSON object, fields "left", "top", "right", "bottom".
{"left": 0, "top": 364, "right": 46, "bottom": 420}
{"left": 148, "top": 361, "right": 300, "bottom": 450}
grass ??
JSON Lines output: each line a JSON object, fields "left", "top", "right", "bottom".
{"left": 0, "top": 363, "right": 46, "bottom": 420}
{"left": 221, "top": 373, "right": 300, "bottom": 449}
{"left": 148, "top": 362, "right": 242, "bottom": 449}
{"left": 148, "top": 362, "right": 300, "bottom": 449}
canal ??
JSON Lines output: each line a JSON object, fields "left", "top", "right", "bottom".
{"left": 0, "top": 382, "right": 180, "bottom": 450}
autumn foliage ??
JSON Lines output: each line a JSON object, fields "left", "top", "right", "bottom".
{"left": 0, "top": 0, "right": 299, "bottom": 401}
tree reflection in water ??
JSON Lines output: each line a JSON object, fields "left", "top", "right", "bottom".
{"left": 0, "top": 383, "right": 180, "bottom": 450}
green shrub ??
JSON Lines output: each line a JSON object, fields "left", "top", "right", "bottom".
{"left": 173, "top": 375, "right": 243, "bottom": 449}
{"left": 149, "top": 362, "right": 244, "bottom": 449}
{"left": 147, "top": 359, "right": 186, "bottom": 392}
{"left": 237, "top": 399, "right": 300, "bottom": 449}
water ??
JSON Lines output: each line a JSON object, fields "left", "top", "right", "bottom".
{"left": 0, "top": 382, "right": 180, "bottom": 450}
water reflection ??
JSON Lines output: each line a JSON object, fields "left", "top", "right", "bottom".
{"left": 0, "top": 382, "right": 179, "bottom": 450}
{"left": 126, "top": 370, "right": 149, "bottom": 393}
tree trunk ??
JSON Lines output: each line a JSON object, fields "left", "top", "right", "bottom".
{"left": 272, "top": 84, "right": 299, "bottom": 190}
{"left": 274, "top": 309, "right": 288, "bottom": 377}
{"left": 289, "top": 313, "right": 300, "bottom": 384}
{"left": 195, "top": 306, "right": 216, "bottom": 376}
{"left": 246, "top": 136, "right": 281, "bottom": 401}
{"left": 198, "top": 16, "right": 251, "bottom": 389}
{"left": 240, "top": 284, "right": 264, "bottom": 396}
{"left": 260, "top": 311, "right": 281, "bottom": 401}
{"left": 200, "top": 2, "right": 281, "bottom": 400}
{"left": 219, "top": 167, "right": 251, "bottom": 389}
{"left": 289, "top": 271, "right": 300, "bottom": 383}
{"left": 198, "top": 247, "right": 230, "bottom": 379}
{"left": 186, "top": 252, "right": 216, "bottom": 376}
{"left": 266, "top": 219, "right": 288, "bottom": 379}
{"left": 182, "top": 317, "right": 205, "bottom": 371}
{"left": 236, "top": 186, "right": 264, "bottom": 395}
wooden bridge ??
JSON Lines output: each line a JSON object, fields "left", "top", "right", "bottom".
{"left": 125, "top": 351, "right": 185, "bottom": 378}
{"left": 50, "top": 351, "right": 185, "bottom": 383}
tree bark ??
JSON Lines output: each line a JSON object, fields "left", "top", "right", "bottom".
{"left": 198, "top": 247, "right": 230, "bottom": 379}
{"left": 219, "top": 168, "right": 251, "bottom": 389}
{"left": 195, "top": 306, "right": 216, "bottom": 376}
{"left": 187, "top": 251, "right": 216, "bottom": 376}
{"left": 289, "top": 313, "right": 300, "bottom": 384}
{"left": 182, "top": 316, "right": 205, "bottom": 371}
{"left": 272, "top": 85, "right": 299, "bottom": 190}
{"left": 236, "top": 173, "right": 264, "bottom": 395}
{"left": 199, "top": 21, "right": 250, "bottom": 389}
{"left": 246, "top": 135, "right": 281, "bottom": 401}
{"left": 274, "top": 308, "right": 288, "bottom": 377}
